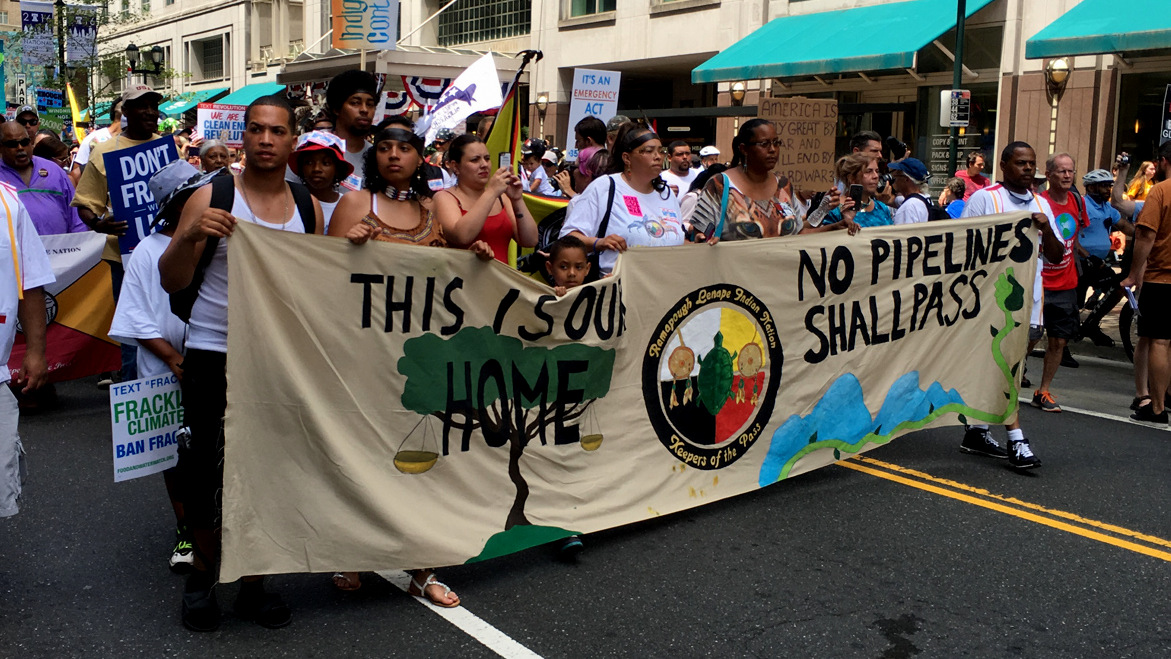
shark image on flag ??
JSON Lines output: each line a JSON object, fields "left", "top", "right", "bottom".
{"left": 418, "top": 53, "right": 504, "bottom": 146}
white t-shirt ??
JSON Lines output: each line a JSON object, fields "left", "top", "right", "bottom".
{"left": 319, "top": 198, "right": 339, "bottom": 234}
{"left": 341, "top": 142, "right": 370, "bottom": 192}
{"left": 109, "top": 232, "right": 187, "bottom": 379}
{"left": 560, "top": 174, "right": 685, "bottom": 273}
{"left": 527, "top": 165, "right": 558, "bottom": 197}
{"left": 661, "top": 168, "right": 700, "bottom": 197}
{"left": 962, "top": 183, "right": 1058, "bottom": 327}
{"left": 894, "top": 194, "right": 931, "bottom": 225}
{"left": 0, "top": 184, "right": 55, "bottom": 383}
{"left": 74, "top": 127, "right": 113, "bottom": 168}
{"left": 187, "top": 188, "right": 306, "bottom": 353}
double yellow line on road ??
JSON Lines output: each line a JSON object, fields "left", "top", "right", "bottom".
{"left": 839, "top": 456, "right": 1171, "bottom": 563}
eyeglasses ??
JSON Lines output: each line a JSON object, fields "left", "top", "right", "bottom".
{"left": 16, "top": 117, "right": 38, "bottom": 127}
{"left": 746, "top": 139, "right": 783, "bottom": 148}
{"left": 1, "top": 138, "right": 31, "bottom": 148}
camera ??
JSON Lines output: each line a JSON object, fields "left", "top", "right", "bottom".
{"left": 876, "top": 172, "right": 893, "bottom": 194}
{"left": 1117, "top": 153, "right": 1130, "bottom": 166}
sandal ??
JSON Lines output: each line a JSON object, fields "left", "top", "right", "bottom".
{"left": 408, "top": 571, "right": 460, "bottom": 608}
{"left": 331, "top": 572, "right": 362, "bottom": 591}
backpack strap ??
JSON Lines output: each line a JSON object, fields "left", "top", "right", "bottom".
{"left": 596, "top": 176, "right": 616, "bottom": 239}
{"left": 168, "top": 175, "right": 234, "bottom": 322}
{"left": 288, "top": 181, "right": 317, "bottom": 234}
{"left": 711, "top": 173, "right": 732, "bottom": 239}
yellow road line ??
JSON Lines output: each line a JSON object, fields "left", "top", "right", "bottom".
{"left": 837, "top": 460, "right": 1171, "bottom": 563}
{"left": 855, "top": 456, "right": 1171, "bottom": 551}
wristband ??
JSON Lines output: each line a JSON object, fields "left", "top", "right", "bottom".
{"left": 593, "top": 238, "right": 599, "bottom": 252}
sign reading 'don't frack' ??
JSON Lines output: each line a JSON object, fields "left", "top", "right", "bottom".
{"left": 103, "top": 135, "right": 178, "bottom": 256}
{"left": 332, "top": 0, "right": 400, "bottom": 51}
{"left": 758, "top": 97, "right": 839, "bottom": 190}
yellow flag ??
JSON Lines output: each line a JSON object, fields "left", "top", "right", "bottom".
{"left": 66, "top": 83, "right": 86, "bottom": 142}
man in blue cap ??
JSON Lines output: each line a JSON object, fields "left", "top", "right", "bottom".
{"left": 888, "top": 157, "right": 935, "bottom": 224}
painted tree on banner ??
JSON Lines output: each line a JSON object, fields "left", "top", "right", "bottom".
{"left": 398, "top": 327, "right": 615, "bottom": 529}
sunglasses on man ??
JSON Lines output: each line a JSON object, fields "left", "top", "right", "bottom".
{"left": 16, "top": 117, "right": 39, "bottom": 127}
{"left": 1, "top": 138, "right": 31, "bottom": 149}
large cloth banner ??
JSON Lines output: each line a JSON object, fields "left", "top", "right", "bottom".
{"left": 104, "top": 135, "right": 178, "bottom": 256}
{"left": 8, "top": 232, "right": 119, "bottom": 383}
{"left": 20, "top": 2, "right": 55, "bottom": 68}
{"left": 220, "top": 213, "right": 1037, "bottom": 580}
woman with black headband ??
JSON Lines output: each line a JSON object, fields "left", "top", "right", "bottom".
{"left": 326, "top": 117, "right": 488, "bottom": 604}
{"left": 559, "top": 125, "right": 684, "bottom": 275}
{"left": 433, "top": 133, "right": 538, "bottom": 264}
{"left": 691, "top": 118, "right": 804, "bottom": 242}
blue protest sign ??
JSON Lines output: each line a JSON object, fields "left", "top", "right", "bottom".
{"left": 103, "top": 135, "right": 178, "bottom": 255}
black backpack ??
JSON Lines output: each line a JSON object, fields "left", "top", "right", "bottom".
{"left": 169, "top": 175, "right": 317, "bottom": 322}
{"left": 907, "top": 193, "right": 952, "bottom": 221}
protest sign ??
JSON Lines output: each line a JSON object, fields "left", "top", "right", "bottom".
{"left": 759, "top": 97, "right": 838, "bottom": 190}
{"left": 109, "top": 373, "right": 184, "bottom": 482}
{"left": 332, "top": 0, "right": 399, "bottom": 50}
{"left": 103, "top": 135, "right": 178, "bottom": 256}
{"left": 219, "top": 212, "right": 1038, "bottom": 580}
{"left": 564, "top": 68, "right": 621, "bottom": 161}
{"left": 420, "top": 53, "right": 503, "bottom": 146}
{"left": 196, "top": 103, "right": 245, "bottom": 147}
{"left": 20, "top": 2, "right": 55, "bottom": 67}
{"left": 7, "top": 232, "right": 120, "bottom": 383}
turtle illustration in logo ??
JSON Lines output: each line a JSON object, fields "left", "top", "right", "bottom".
{"left": 697, "top": 331, "right": 736, "bottom": 415}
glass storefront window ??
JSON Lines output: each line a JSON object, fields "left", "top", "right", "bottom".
{"left": 1115, "top": 72, "right": 1171, "bottom": 165}
{"left": 917, "top": 82, "right": 997, "bottom": 196}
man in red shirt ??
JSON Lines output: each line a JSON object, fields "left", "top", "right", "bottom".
{"left": 1035, "top": 152, "right": 1087, "bottom": 412}
{"left": 955, "top": 151, "right": 991, "bottom": 200}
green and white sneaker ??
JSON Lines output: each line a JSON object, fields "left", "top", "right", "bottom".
{"left": 170, "top": 527, "right": 195, "bottom": 573}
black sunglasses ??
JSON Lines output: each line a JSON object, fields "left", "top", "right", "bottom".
{"left": 16, "top": 117, "right": 39, "bottom": 126}
{"left": 1, "top": 138, "right": 31, "bottom": 148}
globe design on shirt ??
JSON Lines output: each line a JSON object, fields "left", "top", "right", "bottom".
{"left": 643, "top": 218, "right": 666, "bottom": 238}
{"left": 1055, "top": 212, "right": 1078, "bottom": 240}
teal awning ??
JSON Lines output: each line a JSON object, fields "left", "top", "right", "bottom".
{"left": 214, "top": 82, "right": 286, "bottom": 107}
{"left": 692, "top": 0, "right": 994, "bottom": 83}
{"left": 85, "top": 101, "right": 113, "bottom": 123}
{"left": 1026, "top": 0, "right": 1171, "bottom": 59}
{"left": 159, "top": 87, "right": 229, "bottom": 116}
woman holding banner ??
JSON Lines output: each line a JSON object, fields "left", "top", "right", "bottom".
{"left": 433, "top": 134, "right": 538, "bottom": 264}
{"left": 327, "top": 118, "right": 487, "bottom": 604}
{"left": 560, "top": 125, "right": 685, "bottom": 276}
{"left": 690, "top": 119, "right": 802, "bottom": 243}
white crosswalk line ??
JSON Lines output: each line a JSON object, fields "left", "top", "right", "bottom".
{"left": 375, "top": 570, "right": 544, "bottom": 659}
{"left": 1018, "top": 396, "right": 1171, "bottom": 432}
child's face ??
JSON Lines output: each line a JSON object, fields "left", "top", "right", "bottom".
{"left": 546, "top": 247, "right": 591, "bottom": 288}
{"left": 522, "top": 155, "right": 539, "bottom": 173}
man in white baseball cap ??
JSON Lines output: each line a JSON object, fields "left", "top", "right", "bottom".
{"left": 699, "top": 145, "right": 721, "bottom": 169}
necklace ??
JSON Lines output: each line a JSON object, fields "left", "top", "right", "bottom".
{"left": 384, "top": 186, "right": 416, "bottom": 201}
{"left": 237, "top": 179, "right": 290, "bottom": 228}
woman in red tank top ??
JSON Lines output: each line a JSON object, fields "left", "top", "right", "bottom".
{"left": 433, "top": 134, "right": 538, "bottom": 264}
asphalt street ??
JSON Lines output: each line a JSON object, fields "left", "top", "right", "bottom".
{"left": 1, "top": 338, "right": 1169, "bottom": 658}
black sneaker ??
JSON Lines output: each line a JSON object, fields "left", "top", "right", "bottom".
{"left": 1082, "top": 326, "right": 1115, "bottom": 347}
{"left": 181, "top": 574, "right": 220, "bottom": 632}
{"left": 960, "top": 427, "right": 1008, "bottom": 458}
{"left": 1031, "top": 390, "right": 1062, "bottom": 413}
{"left": 1131, "top": 405, "right": 1169, "bottom": 424}
{"left": 1060, "top": 346, "right": 1079, "bottom": 368}
{"left": 235, "top": 582, "right": 292, "bottom": 629}
{"left": 1008, "top": 439, "right": 1041, "bottom": 470}
{"left": 169, "top": 526, "right": 195, "bottom": 574}
{"left": 556, "top": 535, "right": 584, "bottom": 562}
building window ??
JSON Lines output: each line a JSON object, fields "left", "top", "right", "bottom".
{"left": 188, "top": 35, "right": 226, "bottom": 81}
{"left": 0, "top": 12, "right": 8, "bottom": 24}
{"left": 438, "top": 0, "right": 531, "bottom": 47}
{"left": 569, "top": 0, "right": 615, "bottom": 17}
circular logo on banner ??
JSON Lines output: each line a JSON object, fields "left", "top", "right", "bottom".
{"left": 642, "top": 285, "right": 783, "bottom": 470}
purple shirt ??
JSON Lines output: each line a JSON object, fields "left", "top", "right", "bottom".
{"left": 0, "top": 156, "right": 87, "bottom": 235}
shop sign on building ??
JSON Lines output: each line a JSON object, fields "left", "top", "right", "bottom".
{"left": 564, "top": 68, "right": 621, "bottom": 161}
{"left": 759, "top": 96, "right": 838, "bottom": 189}
{"left": 940, "top": 89, "right": 971, "bottom": 128}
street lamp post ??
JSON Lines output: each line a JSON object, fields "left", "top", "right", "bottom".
{"left": 536, "top": 93, "right": 548, "bottom": 142}
{"left": 1045, "top": 57, "right": 1071, "bottom": 155}
{"left": 126, "top": 43, "right": 165, "bottom": 86}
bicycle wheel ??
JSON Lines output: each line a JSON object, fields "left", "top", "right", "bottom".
{"left": 1120, "top": 304, "right": 1138, "bottom": 362}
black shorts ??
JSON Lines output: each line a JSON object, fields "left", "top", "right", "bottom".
{"left": 176, "top": 349, "right": 227, "bottom": 530}
{"left": 1042, "top": 288, "right": 1079, "bottom": 339}
{"left": 1138, "top": 282, "right": 1171, "bottom": 340}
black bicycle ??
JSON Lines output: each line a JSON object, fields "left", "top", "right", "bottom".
{"left": 1120, "top": 302, "right": 1139, "bottom": 362}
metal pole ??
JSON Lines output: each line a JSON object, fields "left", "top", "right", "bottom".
{"left": 947, "top": 0, "right": 966, "bottom": 176}
{"left": 56, "top": 0, "right": 67, "bottom": 85}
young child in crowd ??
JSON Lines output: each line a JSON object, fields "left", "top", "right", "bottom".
{"left": 545, "top": 235, "right": 592, "bottom": 297}
{"left": 109, "top": 159, "right": 225, "bottom": 573}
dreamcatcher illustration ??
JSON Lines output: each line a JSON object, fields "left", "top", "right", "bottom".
{"left": 667, "top": 329, "right": 696, "bottom": 409}
{"left": 736, "top": 328, "right": 765, "bottom": 406}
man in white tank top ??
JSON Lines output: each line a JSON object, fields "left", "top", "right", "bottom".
{"left": 159, "top": 95, "right": 323, "bottom": 633}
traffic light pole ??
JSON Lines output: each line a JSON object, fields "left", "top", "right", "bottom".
{"left": 947, "top": 0, "right": 966, "bottom": 176}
